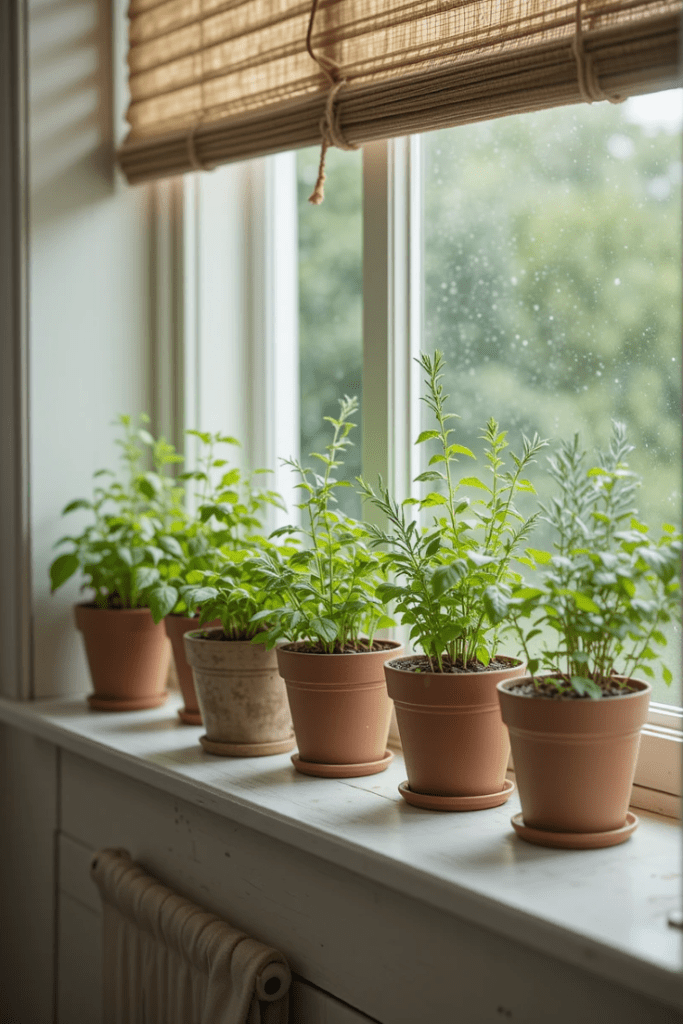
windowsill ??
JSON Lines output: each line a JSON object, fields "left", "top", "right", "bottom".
{"left": 0, "top": 693, "right": 681, "bottom": 1011}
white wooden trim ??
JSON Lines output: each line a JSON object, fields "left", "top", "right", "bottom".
{"left": 362, "top": 139, "right": 421, "bottom": 520}
{"left": 634, "top": 725, "right": 683, "bottom": 799}
{"left": 150, "top": 178, "right": 186, "bottom": 454}
{"left": 246, "top": 153, "right": 300, "bottom": 529}
{"left": 648, "top": 703, "right": 683, "bottom": 731}
{"left": 0, "top": 0, "right": 32, "bottom": 700}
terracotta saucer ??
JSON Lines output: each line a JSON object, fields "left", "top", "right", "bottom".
{"left": 87, "top": 692, "right": 168, "bottom": 712}
{"left": 291, "top": 750, "right": 394, "bottom": 778}
{"left": 178, "top": 708, "right": 203, "bottom": 726}
{"left": 511, "top": 811, "right": 639, "bottom": 849}
{"left": 398, "top": 778, "right": 515, "bottom": 811}
{"left": 200, "top": 734, "right": 296, "bottom": 757}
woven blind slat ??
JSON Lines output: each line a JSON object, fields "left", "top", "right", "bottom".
{"left": 119, "top": 0, "right": 681, "bottom": 184}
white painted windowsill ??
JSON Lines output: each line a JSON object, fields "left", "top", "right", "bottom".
{"left": 0, "top": 693, "right": 681, "bottom": 1011}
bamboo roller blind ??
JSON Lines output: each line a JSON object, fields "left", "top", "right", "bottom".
{"left": 120, "top": 0, "right": 682, "bottom": 184}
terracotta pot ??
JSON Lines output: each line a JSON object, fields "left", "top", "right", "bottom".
{"left": 164, "top": 615, "right": 219, "bottom": 725}
{"left": 497, "top": 676, "right": 651, "bottom": 835}
{"left": 183, "top": 628, "right": 295, "bottom": 756}
{"left": 74, "top": 604, "right": 170, "bottom": 711}
{"left": 385, "top": 655, "right": 524, "bottom": 806}
{"left": 276, "top": 641, "right": 402, "bottom": 776}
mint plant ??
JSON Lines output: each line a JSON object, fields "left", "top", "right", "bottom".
{"left": 143, "top": 430, "right": 285, "bottom": 623}
{"left": 359, "top": 351, "right": 548, "bottom": 672}
{"left": 180, "top": 546, "right": 289, "bottom": 641}
{"left": 484, "top": 423, "right": 682, "bottom": 697}
{"left": 248, "top": 397, "right": 394, "bottom": 652}
{"left": 49, "top": 415, "right": 184, "bottom": 608}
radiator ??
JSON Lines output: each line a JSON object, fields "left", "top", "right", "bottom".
{"left": 91, "top": 848, "right": 291, "bottom": 1024}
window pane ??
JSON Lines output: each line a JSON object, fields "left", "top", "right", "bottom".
{"left": 421, "top": 90, "right": 682, "bottom": 704}
{"left": 297, "top": 147, "right": 363, "bottom": 519}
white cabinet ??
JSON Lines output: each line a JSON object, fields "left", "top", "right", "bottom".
{"left": 55, "top": 750, "right": 683, "bottom": 1024}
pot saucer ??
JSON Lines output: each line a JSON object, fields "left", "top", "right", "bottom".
{"left": 511, "top": 811, "right": 639, "bottom": 849}
{"left": 291, "top": 750, "right": 393, "bottom": 778}
{"left": 200, "top": 734, "right": 296, "bottom": 757}
{"left": 178, "top": 708, "right": 203, "bottom": 726}
{"left": 87, "top": 692, "right": 168, "bottom": 712}
{"left": 398, "top": 778, "right": 515, "bottom": 811}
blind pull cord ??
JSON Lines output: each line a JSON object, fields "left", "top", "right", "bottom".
{"left": 306, "top": 0, "right": 359, "bottom": 204}
{"left": 572, "top": 0, "right": 624, "bottom": 104}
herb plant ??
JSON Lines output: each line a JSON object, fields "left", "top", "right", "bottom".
{"left": 484, "top": 423, "right": 682, "bottom": 697}
{"left": 143, "top": 430, "right": 285, "bottom": 624}
{"left": 248, "top": 396, "right": 394, "bottom": 652}
{"left": 49, "top": 415, "right": 184, "bottom": 608}
{"left": 359, "top": 351, "right": 548, "bottom": 672}
{"left": 179, "top": 547, "right": 288, "bottom": 641}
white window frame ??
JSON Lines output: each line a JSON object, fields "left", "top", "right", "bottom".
{"left": 156, "top": 129, "right": 682, "bottom": 817}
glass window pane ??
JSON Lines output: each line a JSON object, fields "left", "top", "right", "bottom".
{"left": 421, "top": 90, "right": 682, "bottom": 704}
{"left": 297, "top": 147, "right": 363, "bottom": 519}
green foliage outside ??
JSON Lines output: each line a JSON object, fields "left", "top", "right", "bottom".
{"left": 298, "top": 146, "right": 363, "bottom": 518}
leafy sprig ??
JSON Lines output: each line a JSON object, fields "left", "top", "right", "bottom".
{"left": 49, "top": 415, "right": 184, "bottom": 608}
{"left": 248, "top": 396, "right": 393, "bottom": 652}
{"left": 359, "top": 351, "right": 548, "bottom": 672}
{"left": 144, "top": 430, "right": 285, "bottom": 622}
{"left": 484, "top": 423, "right": 682, "bottom": 697}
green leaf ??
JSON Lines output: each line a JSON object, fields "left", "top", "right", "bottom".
{"left": 459, "top": 477, "right": 489, "bottom": 491}
{"left": 526, "top": 548, "right": 552, "bottom": 564}
{"left": 570, "top": 676, "right": 603, "bottom": 699}
{"left": 415, "top": 430, "right": 440, "bottom": 444}
{"left": 421, "top": 492, "right": 448, "bottom": 507}
{"left": 569, "top": 590, "right": 600, "bottom": 613}
{"left": 311, "top": 617, "right": 338, "bottom": 643}
{"left": 134, "top": 566, "right": 160, "bottom": 591}
{"left": 148, "top": 585, "right": 179, "bottom": 623}
{"left": 159, "top": 536, "right": 184, "bottom": 559}
{"left": 447, "top": 444, "right": 475, "bottom": 458}
{"left": 186, "top": 587, "right": 218, "bottom": 608}
{"left": 50, "top": 553, "right": 79, "bottom": 591}
{"left": 425, "top": 536, "right": 441, "bottom": 557}
{"left": 117, "top": 546, "right": 133, "bottom": 567}
{"left": 663, "top": 666, "right": 673, "bottom": 686}
{"left": 483, "top": 585, "right": 510, "bottom": 624}
{"left": 414, "top": 471, "right": 445, "bottom": 483}
{"left": 431, "top": 563, "right": 467, "bottom": 597}
{"left": 62, "top": 499, "right": 91, "bottom": 514}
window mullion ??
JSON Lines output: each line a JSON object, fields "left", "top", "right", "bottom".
{"left": 362, "top": 137, "right": 421, "bottom": 519}
{"left": 247, "top": 153, "right": 299, "bottom": 529}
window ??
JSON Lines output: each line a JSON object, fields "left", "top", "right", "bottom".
{"left": 175, "top": 88, "right": 682, "bottom": 809}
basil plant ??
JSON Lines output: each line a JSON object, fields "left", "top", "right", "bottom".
{"left": 49, "top": 415, "right": 184, "bottom": 609}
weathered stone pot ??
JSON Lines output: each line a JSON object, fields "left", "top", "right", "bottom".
{"left": 183, "top": 628, "right": 294, "bottom": 756}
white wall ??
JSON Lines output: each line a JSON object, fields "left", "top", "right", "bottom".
{"left": 28, "top": 0, "right": 154, "bottom": 698}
